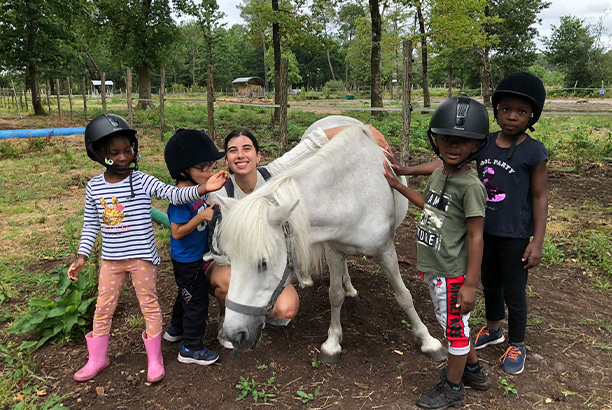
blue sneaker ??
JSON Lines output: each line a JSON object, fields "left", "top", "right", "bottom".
{"left": 500, "top": 343, "right": 526, "bottom": 374}
{"left": 163, "top": 325, "right": 183, "bottom": 343}
{"left": 473, "top": 326, "right": 504, "bottom": 350}
{"left": 178, "top": 345, "right": 219, "bottom": 366}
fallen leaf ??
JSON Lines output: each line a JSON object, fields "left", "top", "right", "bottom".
{"left": 13, "top": 394, "right": 24, "bottom": 402}
{"left": 36, "top": 389, "right": 47, "bottom": 396}
{"left": 96, "top": 386, "right": 105, "bottom": 397}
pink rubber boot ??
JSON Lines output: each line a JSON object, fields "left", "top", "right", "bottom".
{"left": 73, "top": 332, "right": 110, "bottom": 382}
{"left": 142, "top": 331, "right": 165, "bottom": 383}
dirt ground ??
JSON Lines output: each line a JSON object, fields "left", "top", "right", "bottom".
{"left": 29, "top": 159, "right": 612, "bottom": 410}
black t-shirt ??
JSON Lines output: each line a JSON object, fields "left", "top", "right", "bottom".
{"left": 476, "top": 132, "right": 548, "bottom": 238}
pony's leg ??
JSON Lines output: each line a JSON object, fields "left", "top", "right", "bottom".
{"left": 319, "top": 246, "right": 346, "bottom": 363}
{"left": 376, "top": 246, "right": 447, "bottom": 361}
{"left": 341, "top": 260, "right": 358, "bottom": 298}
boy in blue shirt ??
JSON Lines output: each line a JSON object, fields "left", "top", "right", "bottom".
{"left": 163, "top": 129, "right": 225, "bottom": 365}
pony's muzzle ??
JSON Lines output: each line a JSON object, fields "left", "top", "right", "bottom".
{"left": 223, "top": 312, "right": 265, "bottom": 351}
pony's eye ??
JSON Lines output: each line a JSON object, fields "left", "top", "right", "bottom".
{"left": 258, "top": 260, "right": 267, "bottom": 270}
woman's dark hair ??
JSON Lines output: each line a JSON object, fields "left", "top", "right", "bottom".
{"left": 224, "top": 130, "right": 259, "bottom": 152}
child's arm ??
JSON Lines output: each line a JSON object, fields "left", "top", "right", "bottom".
{"left": 384, "top": 150, "right": 442, "bottom": 176}
{"left": 383, "top": 161, "right": 425, "bottom": 209}
{"left": 171, "top": 205, "right": 216, "bottom": 240}
{"left": 523, "top": 160, "right": 548, "bottom": 269}
{"left": 457, "top": 216, "right": 484, "bottom": 315}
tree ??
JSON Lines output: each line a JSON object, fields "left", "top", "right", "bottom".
{"left": 337, "top": 3, "right": 366, "bottom": 90}
{"left": 369, "top": 0, "right": 384, "bottom": 116}
{"left": 0, "top": 0, "right": 86, "bottom": 115}
{"left": 544, "top": 15, "right": 607, "bottom": 88}
{"left": 488, "top": 0, "right": 550, "bottom": 82}
{"left": 93, "top": 0, "right": 187, "bottom": 109}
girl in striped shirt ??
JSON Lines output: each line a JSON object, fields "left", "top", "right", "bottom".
{"left": 67, "top": 114, "right": 227, "bottom": 384}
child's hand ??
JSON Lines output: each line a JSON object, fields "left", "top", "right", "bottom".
{"left": 199, "top": 203, "right": 218, "bottom": 222}
{"left": 67, "top": 255, "right": 86, "bottom": 282}
{"left": 522, "top": 241, "right": 543, "bottom": 269}
{"left": 205, "top": 170, "right": 228, "bottom": 193}
{"left": 383, "top": 161, "right": 402, "bottom": 189}
{"left": 383, "top": 150, "right": 400, "bottom": 170}
{"left": 457, "top": 284, "right": 476, "bottom": 315}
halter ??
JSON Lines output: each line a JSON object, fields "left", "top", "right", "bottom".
{"left": 224, "top": 221, "right": 302, "bottom": 317}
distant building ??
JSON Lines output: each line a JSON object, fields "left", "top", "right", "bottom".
{"left": 91, "top": 80, "right": 114, "bottom": 97}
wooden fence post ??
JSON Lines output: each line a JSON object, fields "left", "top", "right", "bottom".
{"left": 401, "top": 39, "right": 412, "bottom": 167}
{"left": 45, "top": 79, "right": 51, "bottom": 114}
{"left": 159, "top": 64, "right": 165, "bottom": 140}
{"left": 24, "top": 87, "right": 28, "bottom": 111}
{"left": 55, "top": 78, "right": 61, "bottom": 118}
{"left": 100, "top": 72, "right": 107, "bottom": 114}
{"left": 67, "top": 77, "right": 73, "bottom": 119}
{"left": 82, "top": 77, "right": 88, "bottom": 121}
{"left": 126, "top": 69, "right": 133, "bottom": 127}
{"left": 278, "top": 58, "right": 289, "bottom": 154}
{"left": 207, "top": 64, "right": 215, "bottom": 140}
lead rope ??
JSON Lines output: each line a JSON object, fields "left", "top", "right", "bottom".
{"left": 208, "top": 204, "right": 224, "bottom": 257}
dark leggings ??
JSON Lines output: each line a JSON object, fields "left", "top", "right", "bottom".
{"left": 481, "top": 233, "right": 529, "bottom": 343}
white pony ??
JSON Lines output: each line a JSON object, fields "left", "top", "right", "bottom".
{"left": 216, "top": 124, "right": 446, "bottom": 363}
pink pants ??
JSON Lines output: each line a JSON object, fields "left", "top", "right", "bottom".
{"left": 92, "top": 259, "right": 162, "bottom": 339}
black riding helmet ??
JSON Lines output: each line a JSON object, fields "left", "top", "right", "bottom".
{"left": 84, "top": 114, "right": 138, "bottom": 170}
{"left": 492, "top": 71, "right": 546, "bottom": 131}
{"left": 427, "top": 95, "right": 489, "bottom": 169}
{"left": 164, "top": 129, "right": 226, "bottom": 182}
{"left": 427, "top": 96, "right": 489, "bottom": 210}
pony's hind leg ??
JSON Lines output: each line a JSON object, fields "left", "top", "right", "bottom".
{"left": 376, "top": 246, "right": 447, "bottom": 361}
{"left": 319, "top": 246, "right": 346, "bottom": 363}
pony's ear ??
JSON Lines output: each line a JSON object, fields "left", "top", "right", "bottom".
{"left": 215, "top": 195, "right": 239, "bottom": 212}
{"left": 267, "top": 199, "right": 299, "bottom": 227}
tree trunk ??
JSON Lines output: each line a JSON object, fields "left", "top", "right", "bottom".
{"left": 326, "top": 49, "right": 336, "bottom": 82}
{"left": 401, "top": 39, "right": 412, "bottom": 167}
{"left": 369, "top": 0, "right": 383, "bottom": 118}
{"left": 272, "top": 0, "right": 281, "bottom": 121}
{"left": 416, "top": 1, "right": 430, "bottom": 108}
{"left": 28, "top": 66, "right": 46, "bottom": 115}
{"left": 262, "top": 34, "right": 269, "bottom": 93}
{"left": 83, "top": 45, "right": 102, "bottom": 80}
{"left": 448, "top": 65, "right": 453, "bottom": 98}
{"left": 482, "top": 4, "right": 491, "bottom": 106}
{"left": 137, "top": 63, "right": 153, "bottom": 109}
{"left": 482, "top": 48, "right": 491, "bottom": 106}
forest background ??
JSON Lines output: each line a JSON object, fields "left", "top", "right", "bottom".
{"left": 0, "top": 0, "right": 611, "bottom": 115}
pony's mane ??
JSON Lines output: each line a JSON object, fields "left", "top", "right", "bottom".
{"left": 218, "top": 176, "right": 321, "bottom": 274}
{"left": 218, "top": 125, "right": 373, "bottom": 274}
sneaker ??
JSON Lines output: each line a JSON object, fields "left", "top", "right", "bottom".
{"left": 163, "top": 325, "right": 183, "bottom": 343}
{"left": 462, "top": 363, "right": 491, "bottom": 390}
{"left": 416, "top": 377, "right": 465, "bottom": 410}
{"left": 473, "top": 326, "right": 504, "bottom": 350}
{"left": 500, "top": 343, "right": 526, "bottom": 374}
{"left": 178, "top": 345, "right": 219, "bottom": 365}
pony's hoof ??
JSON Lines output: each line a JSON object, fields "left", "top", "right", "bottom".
{"left": 345, "top": 292, "right": 360, "bottom": 301}
{"left": 319, "top": 351, "right": 341, "bottom": 364}
{"left": 424, "top": 346, "right": 448, "bottom": 362}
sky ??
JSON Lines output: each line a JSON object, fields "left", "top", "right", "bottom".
{"left": 215, "top": 0, "right": 612, "bottom": 51}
